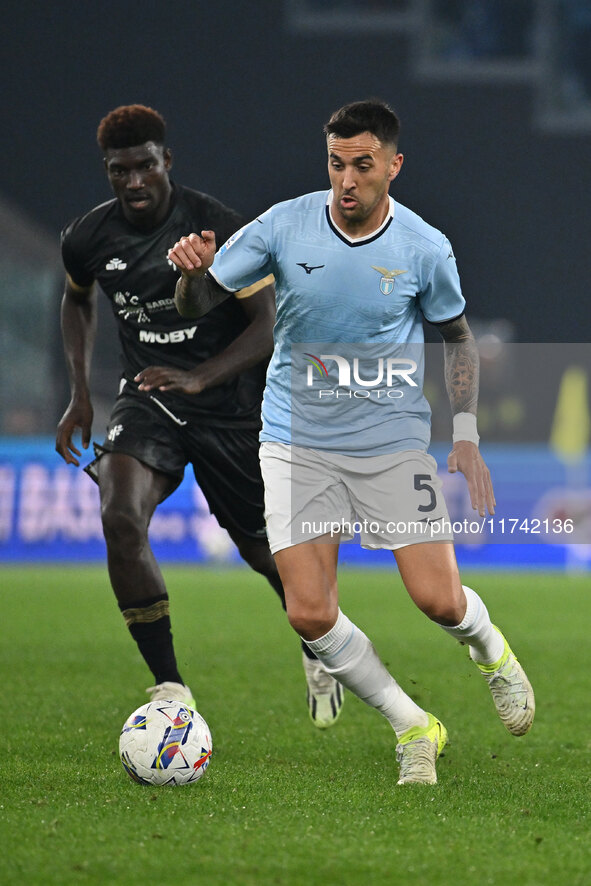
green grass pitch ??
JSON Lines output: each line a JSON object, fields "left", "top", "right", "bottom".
{"left": 1, "top": 565, "right": 589, "bottom": 885}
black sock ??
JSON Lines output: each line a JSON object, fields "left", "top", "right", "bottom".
{"left": 301, "top": 640, "right": 318, "bottom": 660}
{"left": 120, "top": 594, "right": 185, "bottom": 685}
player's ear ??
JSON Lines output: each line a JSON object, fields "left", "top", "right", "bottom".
{"left": 163, "top": 148, "right": 173, "bottom": 171}
{"left": 388, "top": 152, "right": 403, "bottom": 183}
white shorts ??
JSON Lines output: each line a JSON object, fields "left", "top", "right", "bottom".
{"left": 259, "top": 441, "right": 453, "bottom": 555}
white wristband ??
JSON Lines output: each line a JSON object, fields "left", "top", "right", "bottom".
{"left": 452, "top": 412, "right": 480, "bottom": 446}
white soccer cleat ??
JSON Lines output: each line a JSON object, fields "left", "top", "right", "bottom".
{"left": 474, "top": 628, "right": 535, "bottom": 736}
{"left": 302, "top": 652, "right": 344, "bottom": 729}
{"left": 146, "top": 681, "right": 196, "bottom": 707}
{"left": 396, "top": 713, "right": 448, "bottom": 785}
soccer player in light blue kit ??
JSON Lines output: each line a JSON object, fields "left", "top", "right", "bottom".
{"left": 168, "top": 100, "right": 535, "bottom": 785}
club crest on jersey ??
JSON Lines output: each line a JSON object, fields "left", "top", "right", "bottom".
{"left": 105, "top": 257, "right": 127, "bottom": 270}
{"left": 371, "top": 266, "right": 407, "bottom": 295}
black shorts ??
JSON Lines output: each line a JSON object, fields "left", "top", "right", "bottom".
{"left": 85, "top": 390, "right": 267, "bottom": 540}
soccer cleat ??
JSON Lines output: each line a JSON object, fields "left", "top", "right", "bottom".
{"left": 474, "top": 628, "right": 535, "bottom": 736}
{"left": 302, "top": 652, "right": 344, "bottom": 729}
{"left": 146, "top": 681, "right": 196, "bottom": 707}
{"left": 396, "top": 713, "right": 448, "bottom": 785}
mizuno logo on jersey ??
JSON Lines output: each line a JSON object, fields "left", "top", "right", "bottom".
{"left": 105, "top": 257, "right": 127, "bottom": 270}
{"left": 139, "top": 328, "right": 197, "bottom": 344}
{"left": 371, "top": 266, "right": 407, "bottom": 295}
{"left": 297, "top": 263, "right": 325, "bottom": 275}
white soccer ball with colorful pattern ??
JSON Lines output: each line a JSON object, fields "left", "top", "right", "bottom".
{"left": 119, "top": 700, "right": 212, "bottom": 785}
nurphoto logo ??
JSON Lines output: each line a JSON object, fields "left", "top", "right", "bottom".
{"left": 304, "top": 352, "right": 417, "bottom": 400}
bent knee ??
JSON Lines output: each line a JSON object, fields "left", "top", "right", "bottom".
{"left": 420, "top": 592, "right": 466, "bottom": 626}
{"left": 286, "top": 603, "right": 338, "bottom": 641}
{"left": 101, "top": 503, "right": 148, "bottom": 552}
{"left": 234, "top": 536, "right": 276, "bottom": 576}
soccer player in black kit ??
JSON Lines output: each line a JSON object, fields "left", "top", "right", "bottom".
{"left": 56, "top": 104, "right": 343, "bottom": 726}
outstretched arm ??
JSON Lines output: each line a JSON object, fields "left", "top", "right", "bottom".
{"left": 436, "top": 314, "right": 495, "bottom": 516}
{"left": 55, "top": 276, "right": 97, "bottom": 465}
{"left": 168, "top": 231, "right": 230, "bottom": 318}
{"left": 135, "top": 276, "right": 275, "bottom": 395}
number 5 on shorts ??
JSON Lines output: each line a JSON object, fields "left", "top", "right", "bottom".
{"left": 414, "top": 474, "right": 436, "bottom": 512}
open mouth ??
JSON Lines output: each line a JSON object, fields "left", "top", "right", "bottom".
{"left": 127, "top": 196, "right": 150, "bottom": 210}
{"left": 340, "top": 195, "right": 358, "bottom": 210}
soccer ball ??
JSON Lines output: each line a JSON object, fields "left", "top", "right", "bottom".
{"left": 119, "top": 700, "right": 212, "bottom": 786}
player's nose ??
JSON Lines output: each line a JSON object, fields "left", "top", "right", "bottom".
{"left": 342, "top": 167, "right": 356, "bottom": 190}
{"left": 127, "top": 170, "right": 144, "bottom": 189}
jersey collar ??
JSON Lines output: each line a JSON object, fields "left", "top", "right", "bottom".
{"left": 325, "top": 192, "right": 395, "bottom": 247}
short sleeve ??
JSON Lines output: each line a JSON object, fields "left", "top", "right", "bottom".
{"left": 60, "top": 222, "right": 95, "bottom": 289}
{"left": 418, "top": 236, "right": 465, "bottom": 324}
{"left": 209, "top": 210, "right": 274, "bottom": 293}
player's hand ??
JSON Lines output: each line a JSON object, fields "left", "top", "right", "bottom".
{"left": 168, "top": 231, "right": 216, "bottom": 277}
{"left": 447, "top": 440, "right": 495, "bottom": 517}
{"left": 135, "top": 366, "right": 206, "bottom": 395}
{"left": 55, "top": 398, "right": 93, "bottom": 466}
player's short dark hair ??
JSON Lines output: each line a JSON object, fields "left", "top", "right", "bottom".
{"left": 97, "top": 104, "right": 167, "bottom": 151}
{"left": 324, "top": 99, "right": 400, "bottom": 148}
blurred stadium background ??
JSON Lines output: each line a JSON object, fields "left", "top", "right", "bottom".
{"left": 1, "top": 0, "right": 589, "bottom": 569}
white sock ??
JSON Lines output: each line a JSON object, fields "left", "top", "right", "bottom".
{"left": 440, "top": 585, "right": 505, "bottom": 665}
{"left": 303, "top": 610, "right": 428, "bottom": 737}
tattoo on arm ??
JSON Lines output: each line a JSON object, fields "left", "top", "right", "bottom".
{"left": 174, "top": 274, "right": 229, "bottom": 318}
{"left": 439, "top": 316, "right": 480, "bottom": 415}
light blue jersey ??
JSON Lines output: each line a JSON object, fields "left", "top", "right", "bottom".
{"left": 209, "top": 190, "right": 465, "bottom": 455}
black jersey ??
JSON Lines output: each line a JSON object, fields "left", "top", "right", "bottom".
{"left": 61, "top": 184, "right": 266, "bottom": 426}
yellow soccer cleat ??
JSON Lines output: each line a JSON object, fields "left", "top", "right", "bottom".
{"left": 146, "top": 681, "right": 196, "bottom": 708}
{"left": 396, "top": 713, "right": 448, "bottom": 785}
{"left": 475, "top": 628, "right": 535, "bottom": 736}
